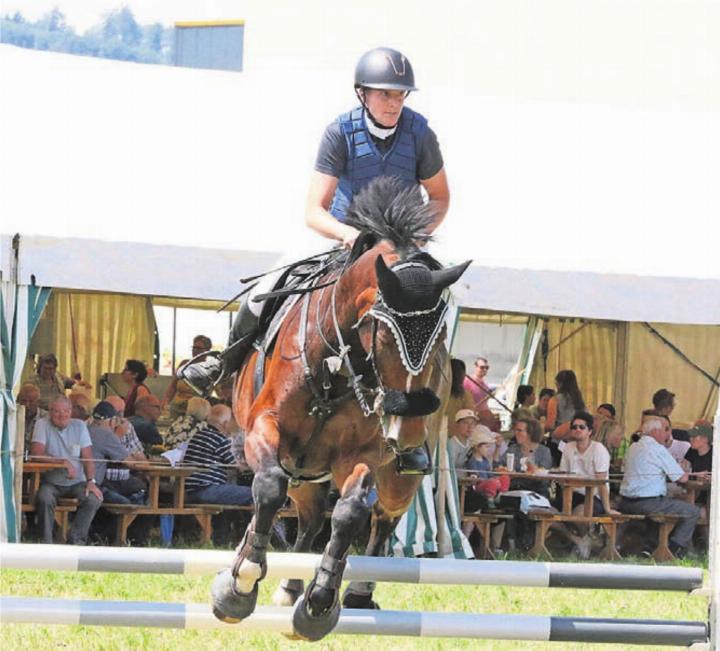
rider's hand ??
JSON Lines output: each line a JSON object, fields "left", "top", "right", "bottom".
{"left": 341, "top": 226, "right": 361, "bottom": 250}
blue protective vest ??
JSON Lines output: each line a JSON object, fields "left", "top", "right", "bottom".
{"left": 329, "top": 106, "right": 428, "bottom": 221}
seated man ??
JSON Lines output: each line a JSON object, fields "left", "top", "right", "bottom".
{"left": 30, "top": 396, "right": 103, "bottom": 544}
{"left": 184, "top": 405, "right": 253, "bottom": 544}
{"left": 88, "top": 401, "right": 146, "bottom": 503}
{"left": 618, "top": 416, "right": 701, "bottom": 558}
{"left": 17, "top": 382, "right": 46, "bottom": 450}
{"left": 184, "top": 405, "right": 252, "bottom": 507}
{"left": 559, "top": 411, "right": 616, "bottom": 516}
{"left": 104, "top": 395, "right": 146, "bottom": 461}
{"left": 128, "top": 394, "right": 163, "bottom": 451}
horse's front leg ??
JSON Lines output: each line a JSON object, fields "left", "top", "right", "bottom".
{"left": 272, "top": 481, "right": 330, "bottom": 607}
{"left": 212, "top": 414, "right": 288, "bottom": 623}
{"left": 292, "top": 462, "right": 373, "bottom": 641}
{"left": 343, "top": 463, "right": 423, "bottom": 609}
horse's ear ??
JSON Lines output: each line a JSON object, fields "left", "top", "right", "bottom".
{"left": 355, "top": 287, "right": 377, "bottom": 319}
{"left": 430, "top": 260, "right": 472, "bottom": 292}
{"left": 375, "top": 255, "right": 402, "bottom": 298}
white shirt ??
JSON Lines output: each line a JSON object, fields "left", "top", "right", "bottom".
{"left": 620, "top": 435, "right": 684, "bottom": 498}
{"left": 559, "top": 440, "right": 610, "bottom": 494}
{"left": 449, "top": 436, "right": 471, "bottom": 471}
{"left": 32, "top": 416, "right": 91, "bottom": 486}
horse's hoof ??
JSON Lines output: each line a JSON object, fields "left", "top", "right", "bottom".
{"left": 211, "top": 568, "right": 258, "bottom": 623}
{"left": 272, "top": 579, "right": 304, "bottom": 607}
{"left": 342, "top": 590, "right": 381, "bottom": 610}
{"left": 291, "top": 596, "right": 341, "bottom": 642}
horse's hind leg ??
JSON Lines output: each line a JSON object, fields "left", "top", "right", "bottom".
{"left": 212, "top": 416, "right": 289, "bottom": 623}
{"left": 272, "top": 481, "right": 330, "bottom": 607}
{"left": 292, "top": 463, "right": 373, "bottom": 641}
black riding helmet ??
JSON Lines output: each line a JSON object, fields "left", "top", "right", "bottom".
{"left": 354, "top": 47, "right": 418, "bottom": 92}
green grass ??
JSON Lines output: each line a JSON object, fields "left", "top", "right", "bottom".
{"left": 0, "top": 555, "right": 709, "bottom": 651}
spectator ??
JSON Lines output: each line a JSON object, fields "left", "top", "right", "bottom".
{"left": 29, "top": 396, "right": 103, "bottom": 544}
{"left": 128, "top": 394, "right": 163, "bottom": 451}
{"left": 684, "top": 423, "right": 713, "bottom": 484}
{"left": 28, "top": 353, "right": 90, "bottom": 411}
{"left": 530, "top": 387, "right": 554, "bottom": 422}
{"left": 593, "top": 418, "right": 628, "bottom": 471}
{"left": 649, "top": 413, "right": 692, "bottom": 467}
{"left": 463, "top": 356, "right": 500, "bottom": 431}
{"left": 163, "top": 335, "right": 213, "bottom": 419}
{"left": 449, "top": 409, "right": 479, "bottom": 470}
{"left": 87, "top": 401, "right": 146, "bottom": 504}
{"left": 511, "top": 385, "right": 535, "bottom": 423}
{"left": 546, "top": 370, "right": 585, "bottom": 440}
{"left": 104, "top": 395, "right": 146, "bottom": 461}
{"left": 17, "top": 383, "right": 46, "bottom": 449}
{"left": 121, "top": 359, "right": 151, "bottom": 417}
{"left": 618, "top": 416, "right": 700, "bottom": 558}
{"left": 184, "top": 405, "right": 253, "bottom": 544}
{"left": 165, "top": 397, "right": 211, "bottom": 450}
{"left": 462, "top": 427, "right": 510, "bottom": 553}
{"left": 559, "top": 412, "right": 615, "bottom": 516}
{"left": 503, "top": 417, "right": 553, "bottom": 495}
{"left": 69, "top": 392, "right": 92, "bottom": 421}
{"left": 445, "top": 359, "right": 475, "bottom": 439}
{"left": 594, "top": 403, "right": 616, "bottom": 429}
{"left": 652, "top": 388, "right": 676, "bottom": 417}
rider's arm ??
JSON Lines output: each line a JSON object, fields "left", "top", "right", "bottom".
{"left": 420, "top": 168, "right": 449, "bottom": 232}
{"left": 305, "top": 171, "right": 361, "bottom": 247}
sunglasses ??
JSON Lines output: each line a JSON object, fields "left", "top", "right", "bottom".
{"left": 571, "top": 423, "right": 588, "bottom": 430}
{"left": 477, "top": 365, "right": 489, "bottom": 370}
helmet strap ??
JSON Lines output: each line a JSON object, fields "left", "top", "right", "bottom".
{"left": 355, "top": 87, "right": 399, "bottom": 140}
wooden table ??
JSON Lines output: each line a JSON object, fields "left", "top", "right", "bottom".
{"left": 683, "top": 479, "right": 710, "bottom": 505}
{"left": 102, "top": 461, "right": 221, "bottom": 545}
{"left": 458, "top": 471, "right": 608, "bottom": 516}
{"left": 22, "top": 460, "right": 67, "bottom": 505}
{"left": 127, "top": 461, "right": 201, "bottom": 510}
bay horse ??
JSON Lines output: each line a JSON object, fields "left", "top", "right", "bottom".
{"left": 212, "top": 177, "right": 470, "bottom": 641}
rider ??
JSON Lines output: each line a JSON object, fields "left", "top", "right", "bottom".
{"left": 180, "top": 47, "right": 450, "bottom": 397}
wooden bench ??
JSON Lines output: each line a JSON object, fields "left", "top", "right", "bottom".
{"left": 102, "top": 504, "right": 221, "bottom": 545}
{"left": 461, "top": 512, "right": 513, "bottom": 559}
{"left": 647, "top": 514, "right": 684, "bottom": 561}
{"left": 22, "top": 498, "right": 79, "bottom": 542}
{"left": 526, "top": 510, "right": 644, "bottom": 560}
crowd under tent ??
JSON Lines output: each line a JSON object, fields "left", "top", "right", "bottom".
{"left": 2, "top": 233, "right": 719, "bottom": 542}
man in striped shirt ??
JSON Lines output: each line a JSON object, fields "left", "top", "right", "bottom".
{"left": 184, "top": 405, "right": 252, "bottom": 507}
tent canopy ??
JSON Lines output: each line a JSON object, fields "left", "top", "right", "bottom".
{"left": 3, "top": 234, "right": 719, "bottom": 324}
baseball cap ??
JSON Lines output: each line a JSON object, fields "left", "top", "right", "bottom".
{"left": 455, "top": 408, "right": 478, "bottom": 422}
{"left": 469, "top": 425, "right": 495, "bottom": 447}
{"left": 687, "top": 423, "right": 713, "bottom": 443}
{"left": 92, "top": 400, "right": 119, "bottom": 420}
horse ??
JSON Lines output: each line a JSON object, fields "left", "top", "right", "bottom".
{"left": 211, "top": 177, "right": 471, "bottom": 641}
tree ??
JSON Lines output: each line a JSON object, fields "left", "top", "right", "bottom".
{"left": 38, "top": 8, "right": 68, "bottom": 33}
{"left": 101, "top": 6, "right": 142, "bottom": 47}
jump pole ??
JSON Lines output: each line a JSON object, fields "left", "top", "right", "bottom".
{"left": 0, "top": 543, "right": 704, "bottom": 592}
{"left": 0, "top": 597, "right": 708, "bottom": 646}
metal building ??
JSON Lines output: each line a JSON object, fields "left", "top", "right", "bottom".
{"left": 174, "top": 20, "right": 245, "bottom": 72}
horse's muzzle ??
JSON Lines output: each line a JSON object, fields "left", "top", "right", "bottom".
{"left": 382, "top": 388, "right": 441, "bottom": 418}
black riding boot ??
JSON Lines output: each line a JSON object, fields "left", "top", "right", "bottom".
{"left": 177, "top": 301, "right": 260, "bottom": 397}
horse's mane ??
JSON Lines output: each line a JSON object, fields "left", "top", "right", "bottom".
{"left": 344, "top": 177, "right": 436, "bottom": 254}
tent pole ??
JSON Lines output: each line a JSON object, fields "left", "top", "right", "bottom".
{"left": 171, "top": 308, "right": 177, "bottom": 373}
{"left": 709, "top": 404, "right": 720, "bottom": 650}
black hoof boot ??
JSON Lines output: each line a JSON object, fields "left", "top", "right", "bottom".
{"left": 395, "top": 444, "right": 432, "bottom": 475}
{"left": 210, "top": 568, "right": 259, "bottom": 623}
{"left": 292, "top": 595, "right": 341, "bottom": 642}
{"left": 342, "top": 590, "right": 380, "bottom": 610}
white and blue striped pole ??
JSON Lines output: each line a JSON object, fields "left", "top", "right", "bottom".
{"left": 0, "top": 543, "right": 703, "bottom": 592}
{"left": 0, "top": 597, "right": 708, "bottom": 646}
